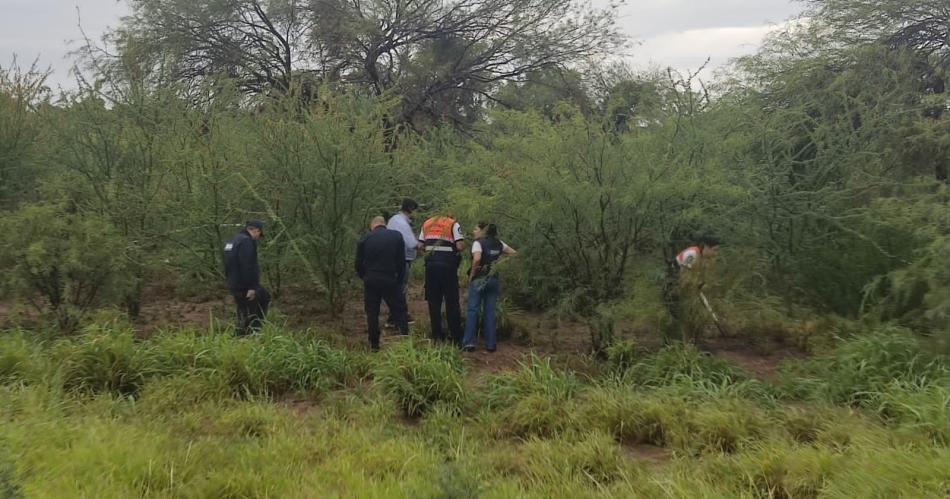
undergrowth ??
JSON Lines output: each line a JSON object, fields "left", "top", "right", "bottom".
{"left": 0, "top": 323, "right": 947, "bottom": 497}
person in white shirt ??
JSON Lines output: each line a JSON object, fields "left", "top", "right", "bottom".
{"left": 462, "top": 223, "right": 516, "bottom": 352}
{"left": 385, "top": 198, "right": 419, "bottom": 326}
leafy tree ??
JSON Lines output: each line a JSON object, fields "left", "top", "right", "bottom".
{"left": 112, "top": 0, "right": 315, "bottom": 97}
{"left": 0, "top": 60, "right": 50, "bottom": 208}
{"left": 103, "top": 0, "right": 624, "bottom": 130}
{"left": 0, "top": 204, "right": 132, "bottom": 333}
{"left": 251, "top": 93, "right": 409, "bottom": 313}
{"left": 47, "top": 87, "right": 189, "bottom": 317}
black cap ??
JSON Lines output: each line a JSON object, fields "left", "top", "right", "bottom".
{"left": 401, "top": 198, "right": 419, "bottom": 212}
{"left": 246, "top": 220, "right": 264, "bottom": 236}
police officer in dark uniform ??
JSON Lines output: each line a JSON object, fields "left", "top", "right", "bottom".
{"left": 223, "top": 220, "right": 270, "bottom": 336}
{"left": 417, "top": 213, "right": 465, "bottom": 345}
{"left": 355, "top": 216, "right": 410, "bottom": 350}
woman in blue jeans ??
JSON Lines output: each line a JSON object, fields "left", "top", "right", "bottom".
{"left": 462, "top": 223, "right": 517, "bottom": 352}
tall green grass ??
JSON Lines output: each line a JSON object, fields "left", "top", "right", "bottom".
{"left": 1, "top": 323, "right": 948, "bottom": 497}
{"left": 779, "top": 327, "right": 950, "bottom": 415}
{"left": 372, "top": 338, "right": 467, "bottom": 417}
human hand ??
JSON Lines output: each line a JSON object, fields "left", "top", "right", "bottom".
{"left": 246, "top": 289, "right": 257, "bottom": 300}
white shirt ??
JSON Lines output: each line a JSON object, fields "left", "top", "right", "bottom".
{"left": 387, "top": 212, "right": 417, "bottom": 261}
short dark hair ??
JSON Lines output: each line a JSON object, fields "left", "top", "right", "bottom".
{"left": 401, "top": 198, "right": 419, "bottom": 212}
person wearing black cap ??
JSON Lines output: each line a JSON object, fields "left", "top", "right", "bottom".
{"left": 223, "top": 220, "right": 270, "bottom": 336}
{"left": 355, "top": 216, "right": 410, "bottom": 350}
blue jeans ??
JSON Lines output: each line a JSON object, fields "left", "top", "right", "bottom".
{"left": 463, "top": 277, "right": 501, "bottom": 350}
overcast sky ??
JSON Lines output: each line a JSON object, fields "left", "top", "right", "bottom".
{"left": 0, "top": 0, "right": 804, "bottom": 90}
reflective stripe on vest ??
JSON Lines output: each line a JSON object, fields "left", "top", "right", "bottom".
{"left": 676, "top": 246, "right": 701, "bottom": 268}
{"left": 421, "top": 216, "right": 457, "bottom": 244}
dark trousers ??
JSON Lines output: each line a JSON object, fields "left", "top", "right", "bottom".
{"left": 233, "top": 287, "right": 270, "bottom": 336}
{"left": 387, "top": 260, "right": 413, "bottom": 323}
{"left": 364, "top": 277, "right": 408, "bottom": 349}
{"left": 424, "top": 264, "right": 462, "bottom": 344}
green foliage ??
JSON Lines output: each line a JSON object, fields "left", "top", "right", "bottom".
{"left": 481, "top": 355, "right": 582, "bottom": 437}
{"left": 2, "top": 321, "right": 950, "bottom": 497}
{"left": 876, "top": 383, "right": 950, "bottom": 445}
{"left": 54, "top": 328, "right": 159, "bottom": 396}
{"left": 0, "top": 332, "right": 43, "bottom": 385}
{"left": 0, "top": 61, "right": 48, "bottom": 208}
{"left": 0, "top": 452, "right": 22, "bottom": 499}
{"left": 0, "top": 205, "right": 131, "bottom": 333}
{"left": 372, "top": 338, "right": 466, "bottom": 418}
{"left": 621, "top": 342, "right": 748, "bottom": 388}
{"left": 779, "top": 327, "right": 950, "bottom": 407}
{"left": 252, "top": 95, "right": 406, "bottom": 313}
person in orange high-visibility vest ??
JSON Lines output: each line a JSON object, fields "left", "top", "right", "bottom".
{"left": 417, "top": 213, "right": 465, "bottom": 344}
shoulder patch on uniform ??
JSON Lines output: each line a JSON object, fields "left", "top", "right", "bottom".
{"left": 224, "top": 243, "right": 234, "bottom": 251}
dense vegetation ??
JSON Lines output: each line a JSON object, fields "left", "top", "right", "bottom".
{"left": 1, "top": 0, "right": 948, "bottom": 496}
{"left": 0, "top": 325, "right": 948, "bottom": 496}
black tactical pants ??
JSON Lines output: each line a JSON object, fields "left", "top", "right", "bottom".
{"left": 424, "top": 264, "right": 462, "bottom": 345}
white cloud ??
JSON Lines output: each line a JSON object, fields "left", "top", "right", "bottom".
{"left": 0, "top": 1, "right": 804, "bottom": 90}
{"left": 0, "top": 1, "right": 130, "bottom": 90}
{"left": 633, "top": 24, "right": 780, "bottom": 76}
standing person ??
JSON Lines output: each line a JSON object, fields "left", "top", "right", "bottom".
{"left": 462, "top": 223, "right": 516, "bottom": 353}
{"left": 355, "top": 216, "right": 409, "bottom": 350}
{"left": 418, "top": 212, "right": 465, "bottom": 344}
{"left": 385, "top": 198, "right": 419, "bottom": 328}
{"left": 223, "top": 220, "right": 270, "bottom": 337}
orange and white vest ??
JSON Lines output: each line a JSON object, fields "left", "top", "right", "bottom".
{"left": 676, "top": 246, "right": 701, "bottom": 269}
{"left": 421, "top": 216, "right": 458, "bottom": 248}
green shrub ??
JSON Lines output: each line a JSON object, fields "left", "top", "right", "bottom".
{"left": 0, "top": 332, "right": 42, "bottom": 385}
{"left": 515, "top": 432, "right": 633, "bottom": 486}
{"left": 579, "top": 387, "right": 685, "bottom": 446}
{"left": 876, "top": 382, "right": 950, "bottom": 445}
{"left": 432, "top": 461, "right": 482, "bottom": 499}
{"left": 481, "top": 355, "right": 583, "bottom": 437}
{"left": 54, "top": 330, "right": 159, "bottom": 396}
{"left": 373, "top": 339, "right": 466, "bottom": 418}
{"left": 779, "top": 327, "right": 950, "bottom": 406}
{"left": 483, "top": 354, "right": 582, "bottom": 408}
{"left": 623, "top": 342, "right": 748, "bottom": 388}
{"left": 604, "top": 339, "right": 638, "bottom": 375}
{"left": 0, "top": 204, "right": 132, "bottom": 333}
{"left": 0, "top": 452, "right": 22, "bottom": 499}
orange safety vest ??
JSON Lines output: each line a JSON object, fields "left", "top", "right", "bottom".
{"left": 676, "top": 246, "right": 701, "bottom": 268}
{"left": 421, "top": 216, "right": 457, "bottom": 244}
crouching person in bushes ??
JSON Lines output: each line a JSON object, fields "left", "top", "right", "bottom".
{"left": 665, "top": 234, "right": 721, "bottom": 342}
{"left": 462, "top": 223, "right": 516, "bottom": 353}
{"left": 223, "top": 220, "right": 270, "bottom": 336}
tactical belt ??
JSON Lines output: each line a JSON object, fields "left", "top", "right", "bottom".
{"left": 425, "top": 246, "right": 455, "bottom": 252}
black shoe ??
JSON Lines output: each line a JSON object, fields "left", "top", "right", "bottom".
{"left": 371, "top": 342, "right": 380, "bottom": 351}
{"left": 485, "top": 348, "right": 496, "bottom": 353}
{"left": 407, "top": 317, "right": 416, "bottom": 325}
{"left": 384, "top": 321, "right": 396, "bottom": 329}
{"left": 462, "top": 345, "right": 476, "bottom": 352}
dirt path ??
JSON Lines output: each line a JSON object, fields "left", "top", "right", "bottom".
{"left": 1, "top": 281, "right": 804, "bottom": 381}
